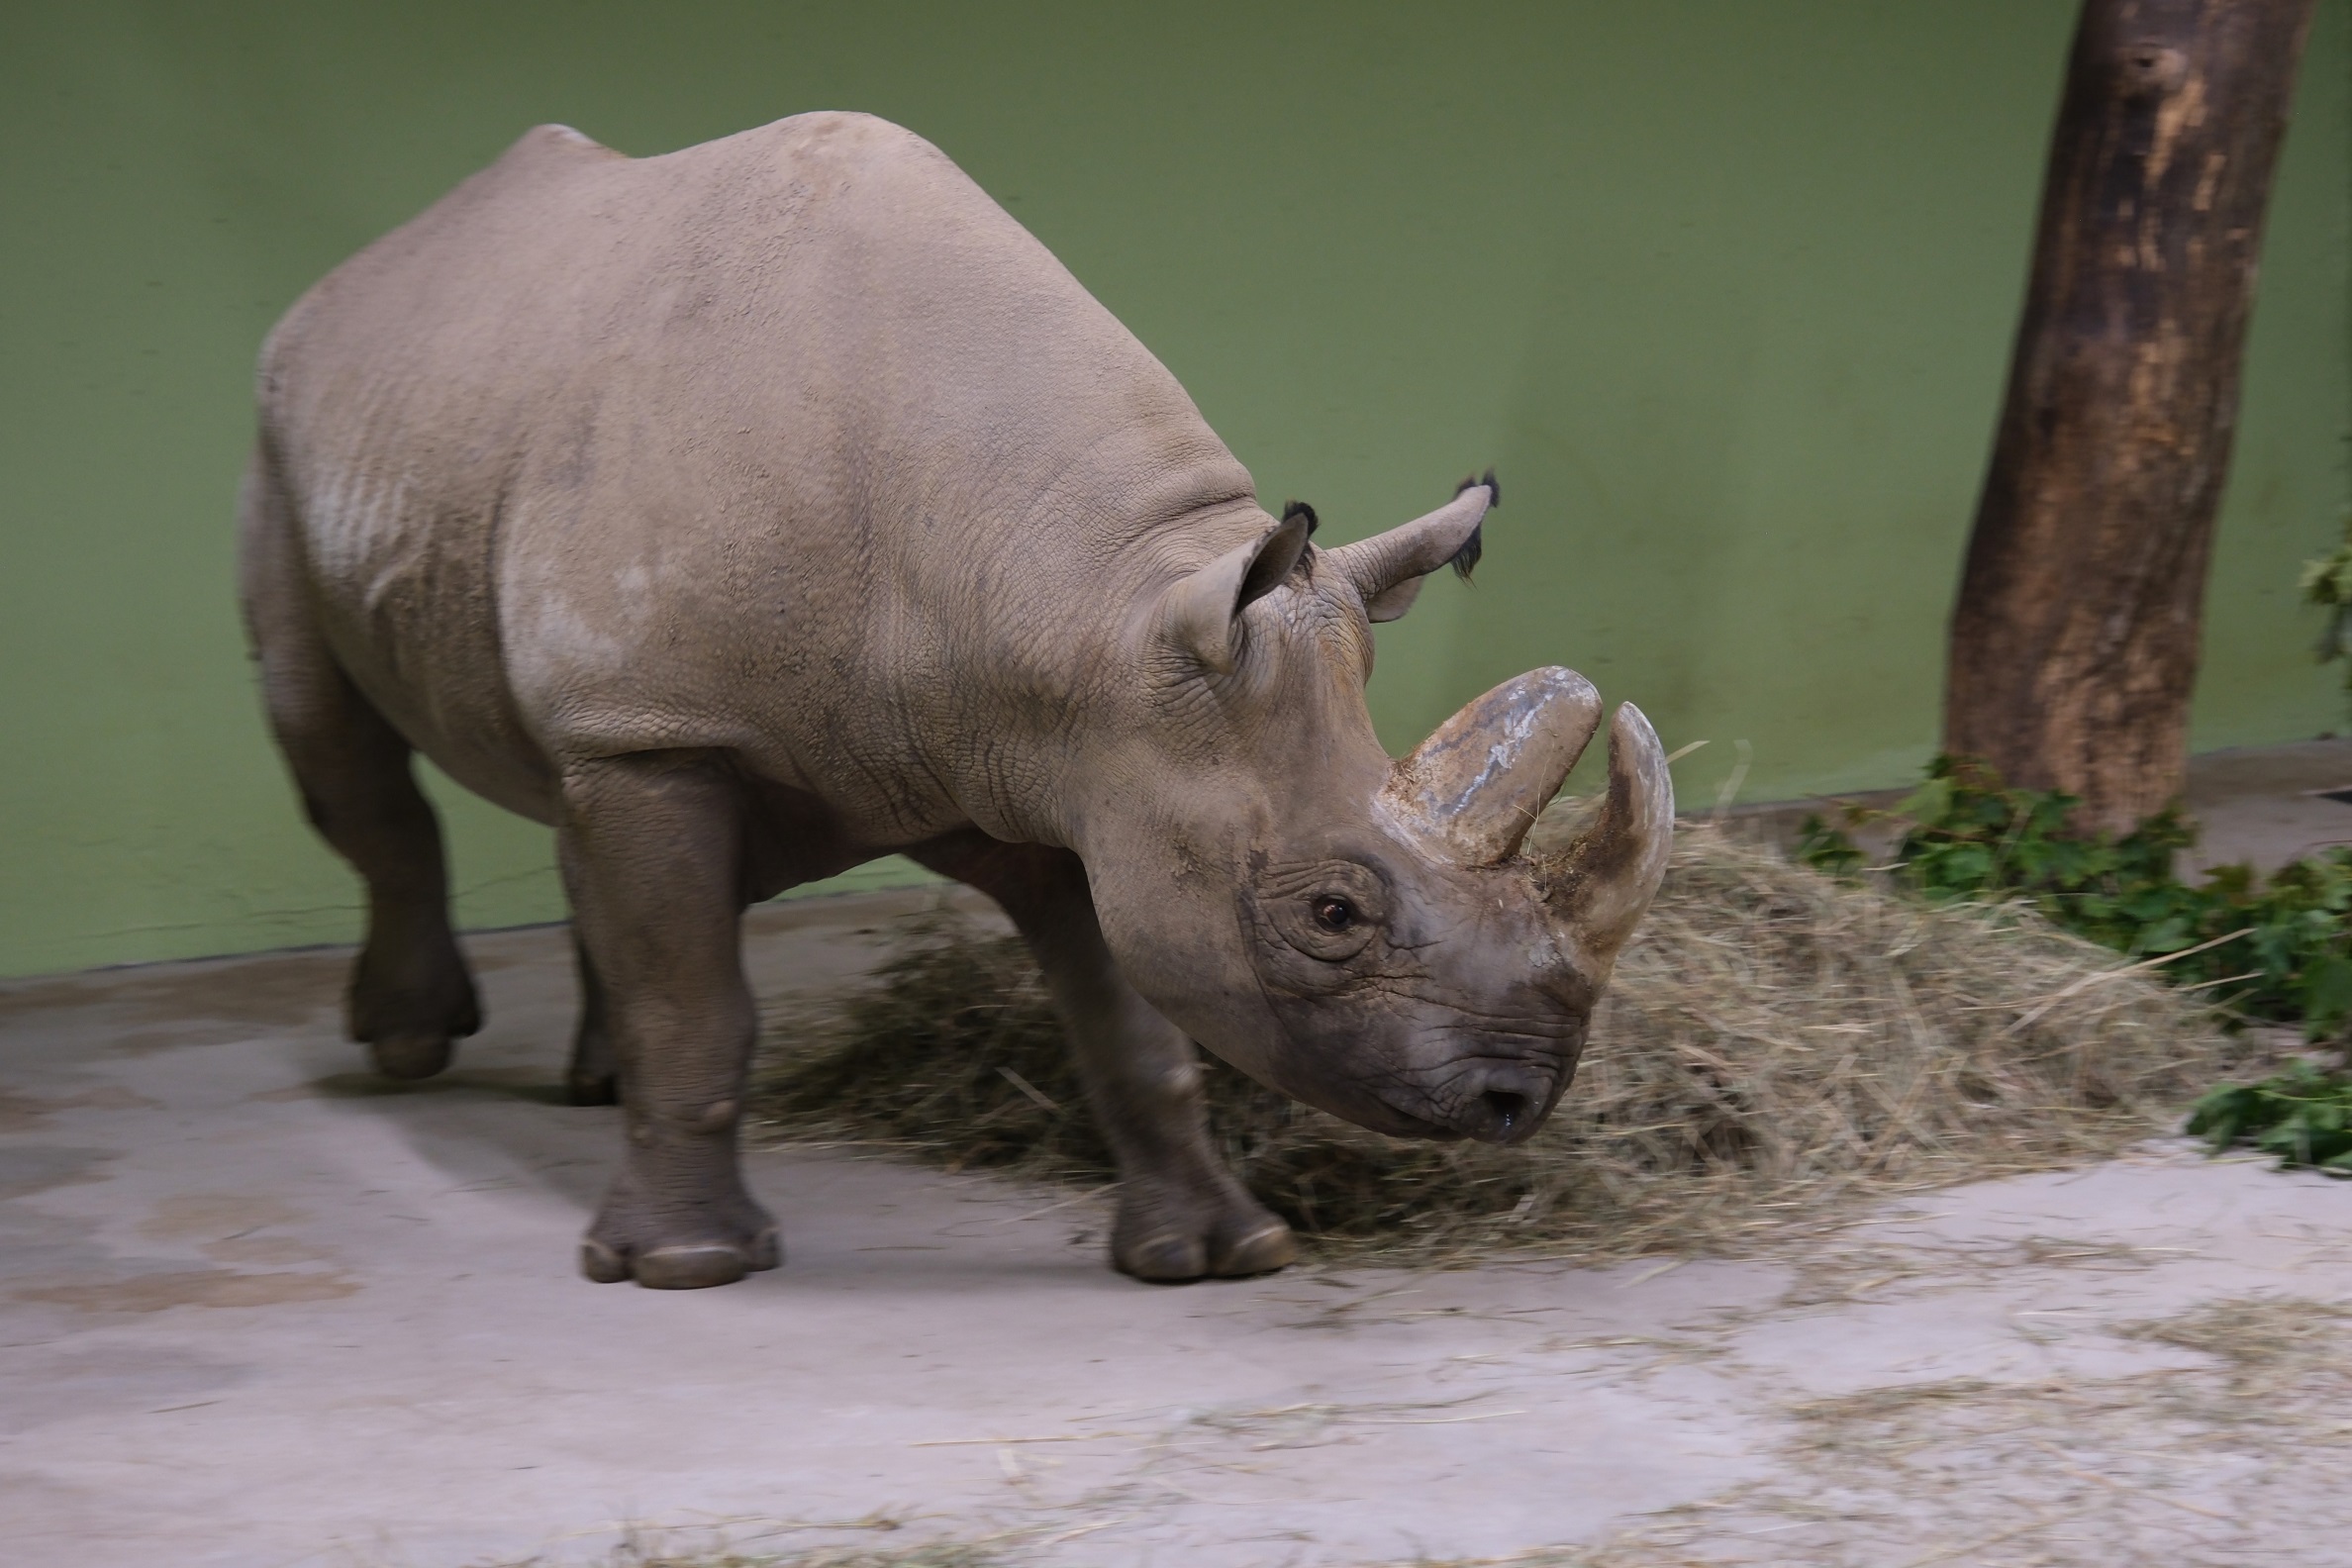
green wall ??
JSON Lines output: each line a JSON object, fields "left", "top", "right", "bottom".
{"left": 3, "top": 2, "right": 2346, "bottom": 978}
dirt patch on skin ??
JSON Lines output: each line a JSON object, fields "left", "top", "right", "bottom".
{"left": 14, "top": 1268, "right": 358, "bottom": 1313}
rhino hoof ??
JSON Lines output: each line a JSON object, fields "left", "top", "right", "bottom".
{"left": 1210, "top": 1220, "right": 1298, "bottom": 1278}
{"left": 580, "top": 1236, "right": 632, "bottom": 1284}
{"left": 745, "top": 1225, "right": 782, "bottom": 1270}
{"left": 1117, "top": 1216, "right": 1296, "bottom": 1284}
{"left": 368, "top": 1032, "right": 452, "bottom": 1081}
{"left": 578, "top": 1227, "right": 782, "bottom": 1288}
{"left": 634, "top": 1244, "right": 751, "bottom": 1290}
{"left": 1119, "top": 1230, "right": 1211, "bottom": 1283}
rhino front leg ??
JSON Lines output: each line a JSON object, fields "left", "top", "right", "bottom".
{"left": 563, "top": 931, "right": 620, "bottom": 1107}
{"left": 559, "top": 753, "right": 778, "bottom": 1289}
{"left": 914, "top": 835, "right": 1296, "bottom": 1283}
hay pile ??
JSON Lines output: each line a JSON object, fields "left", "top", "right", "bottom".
{"left": 751, "top": 820, "right": 2240, "bottom": 1262}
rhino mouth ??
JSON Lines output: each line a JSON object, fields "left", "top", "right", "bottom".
{"left": 1380, "top": 1054, "right": 1568, "bottom": 1146}
{"left": 1359, "top": 1092, "right": 1540, "bottom": 1146}
{"left": 1345, "top": 1067, "right": 1561, "bottom": 1146}
{"left": 1359, "top": 1100, "right": 1465, "bottom": 1142}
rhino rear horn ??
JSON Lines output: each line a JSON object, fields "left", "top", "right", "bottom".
{"left": 1326, "top": 473, "right": 1495, "bottom": 623}
{"left": 1380, "top": 667, "right": 1604, "bottom": 865}
{"left": 1158, "top": 510, "right": 1313, "bottom": 674}
{"left": 1545, "top": 702, "right": 1675, "bottom": 964}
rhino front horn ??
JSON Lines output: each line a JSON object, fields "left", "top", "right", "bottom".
{"left": 1380, "top": 667, "right": 1605, "bottom": 866}
{"left": 1545, "top": 702, "right": 1675, "bottom": 965}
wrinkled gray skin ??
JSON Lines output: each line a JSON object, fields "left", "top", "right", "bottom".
{"left": 239, "top": 113, "right": 1674, "bottom": 1291}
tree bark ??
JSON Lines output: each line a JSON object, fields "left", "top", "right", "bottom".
{"left": 1944, "top": 0, "right": 2315, "bottom": 836}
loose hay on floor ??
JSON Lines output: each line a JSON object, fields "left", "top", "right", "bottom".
{"left": 751, "top": 821, "right": 2241, "bottom": 1263}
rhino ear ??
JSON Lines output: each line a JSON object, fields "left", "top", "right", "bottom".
{"left": 1328, "top": 471, "right": 1496, "bottom": 624}
{"left": 1158, "top": 510, "right": 1313, "bottom": 674}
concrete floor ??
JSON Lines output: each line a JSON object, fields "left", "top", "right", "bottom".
{"left": 9, "top": 743, "right": 2352, "bottom": 1566}
{"left": 5, "top": 883, "right": 2350, "bottom": 1567}
{"left": 2179, "top": 736, "right": 2352, "bottom": 872}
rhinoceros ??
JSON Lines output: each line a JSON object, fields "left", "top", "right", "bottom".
{"left": 239, "top": 112, "right": 1672, "bottom": 1291}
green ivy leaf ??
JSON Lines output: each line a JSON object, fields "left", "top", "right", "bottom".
{"left": 1897, "top": 775, "right": 1954, "bottom": 831}
{"left": 2303, "top": 954, "right": 2352, "bottom": 1029}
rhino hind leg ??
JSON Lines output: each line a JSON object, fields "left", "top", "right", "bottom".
{"left": 284, "top": 696, "right": 481, "bottom": 1080}
{"left": 323, "top": 722, "right": 482, "bottom": 1082}
{"left": 912, "top": 835, "right": 1297, "bottom": 1284}
{"left": 244, "top": 490, "right": 480, "bottom": 1080}
{"left": 560, "top": 754, "right": 778, "bottom": 1289}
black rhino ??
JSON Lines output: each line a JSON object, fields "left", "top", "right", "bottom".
{"left": 239, "top": 113, "right": 1672, "bottom": 1290}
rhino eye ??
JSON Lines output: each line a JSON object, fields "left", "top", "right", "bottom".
{"left": 1262, "top": 860, "right": 1385, "bottom": 961}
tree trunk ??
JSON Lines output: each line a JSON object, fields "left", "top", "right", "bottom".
{"left": 1944, "top": 0, "right": 2315, "bottom": 836}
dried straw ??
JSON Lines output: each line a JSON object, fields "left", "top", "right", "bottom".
{"left": 751, "top": 819, "right": 2240, "bottom": 1263}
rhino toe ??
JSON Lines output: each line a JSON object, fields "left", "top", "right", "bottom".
{"left": 633, "top": 1243, "right": 752, "bottom": 1290}
{"left": 1116, "top": 1228, "right": 1212, "bottom": 1283}
{"left": 580, "top": 1235, "right": 631, "bottom": 1284}
{"left": 579, "top": 1225, "right": 781, "bottom": 1288}
{"left": 1112, "top": 1182, "right": 1297, "bottom": 1284}
{"left": 1209, "top": 1218, "right": 1297, "bottom": 1278}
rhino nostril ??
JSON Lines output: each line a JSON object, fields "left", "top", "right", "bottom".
{"left": 1480, "top": 1088, "right": 1530, "bottom": 1138}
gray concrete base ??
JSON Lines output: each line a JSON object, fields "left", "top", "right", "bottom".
{"left": 5, "top": 898, "right": 2351, "bottom": 1566}
{"left": 2180, "top": 736, "right": 2352, "bottom": 872}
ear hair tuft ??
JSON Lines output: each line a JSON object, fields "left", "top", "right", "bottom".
{"left": 1454, "top": 468, "right": 1502, "bottom": 508}
{"left": 1446, "top": 470, "right": 1495, "bottom": 580}
{"left": 1281, "top": 499, "right": 1320, "bottom": 537}
{"left": 1449, "top": 523, "right": 1483, "bottom": 582}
